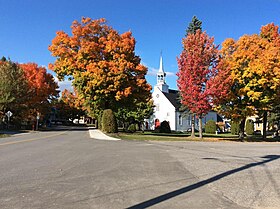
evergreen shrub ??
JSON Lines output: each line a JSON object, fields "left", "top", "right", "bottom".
{"left": 245, "top": 119, "right": 254, "bottom": 135}
{"left": 160, "top": 120, "right": 171, "bottom": 133}
{"left": 98, "top": 113, "right": 103, "bottom": 130}
{"left": 231, "top": 121, "right": 240, "bottom": 135}
{"left": 127, "top": 124, "right": 136, "bottom": 133}
{"left": 102, "top": 109, "right": 118, "bottom": 133}
{"left": 135, "top": 123, "right": 139, "bottom": 131}
{"left": 205, "top": 120, "right": 217, "bottom": 134}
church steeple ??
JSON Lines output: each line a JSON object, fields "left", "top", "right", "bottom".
{"left": 159, "top": 55, "right": 164, "bottom": 73}
{"left": 156, "top": 53, "right": 169, "bottom": 93}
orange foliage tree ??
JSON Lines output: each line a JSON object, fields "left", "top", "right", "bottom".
{"left": 19, "top": 63, "right": 59, "bottom": 121}
{"left": 48, "top": 17, "right": 151, "bottom": 117}
{"left": 56, "top": 89, "right": 85, "bottom": 122}
{"left": 213, "top": 23, "right": 280, "bottom": 139}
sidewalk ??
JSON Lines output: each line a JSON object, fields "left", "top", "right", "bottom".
{"left": 0, "top": 130, "right": 31, "bottom": 136}
{"left": 88, "top": 128, "right": 121, "bottom": 141}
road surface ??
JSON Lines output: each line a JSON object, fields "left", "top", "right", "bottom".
{"left": 0, "top": 127, "right": 279, "bottom": 208}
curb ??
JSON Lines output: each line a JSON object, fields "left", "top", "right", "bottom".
{"left": 88, "top": 129, "right": 121, "bottom": 141}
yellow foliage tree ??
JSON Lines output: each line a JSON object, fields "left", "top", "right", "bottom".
{"left": 215, "top": 23, "right": 280, "bottom": 139}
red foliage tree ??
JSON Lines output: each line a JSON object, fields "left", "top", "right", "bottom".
{"left": 177, "top": 30, "right": 219, "bottom": 138}
{"left": 19, "top": 63, "right": 59, "bottom": 121}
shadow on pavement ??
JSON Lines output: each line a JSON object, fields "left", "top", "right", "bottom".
{"left": 40, "top": 125, "right": 90, "bottom": 132}
{"left": 1, "top": 125, "right": 90, "bottom": 134}
{"left": 127, "top": 155, "right": 280, "bottom": 209}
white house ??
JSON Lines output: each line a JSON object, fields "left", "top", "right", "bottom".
{"left": 147, "top": 55, "right": 222, "bottom": 131}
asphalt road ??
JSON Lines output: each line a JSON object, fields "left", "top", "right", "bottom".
{"left": 0, "top": 127, "right": 280, "bottom": 209}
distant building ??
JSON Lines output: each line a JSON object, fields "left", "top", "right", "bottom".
{"left": 146, "top": 55, "right": 222, "bottom": 131}
{"left": 246, "top": 116, "right": 264, "bottom": 134}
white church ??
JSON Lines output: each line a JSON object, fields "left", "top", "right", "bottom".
{"left": 147, "top": 56, "right": 221, "bottom": 131}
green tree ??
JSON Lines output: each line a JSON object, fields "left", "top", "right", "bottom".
{"left": 0, "top": 60, "right": 29, "bottom": 121}
{"left": 115, "top": 100, "right": 154, "bottom": 130}
{"left": 186, "top": 16, "right": 202, "bottom": 35}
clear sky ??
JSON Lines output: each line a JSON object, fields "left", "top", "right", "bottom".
{"left": 0, "top": 0, "right": 279, "bottom": 91}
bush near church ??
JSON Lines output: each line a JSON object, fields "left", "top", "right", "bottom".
{"left": 205, "top": 120, "right": 217, "bottom": 134}
{"left": 102, "top": 109, "right": 118, "bottom": 133}
{"left": 159, "top": 120, "right": 171, "bottom": 133}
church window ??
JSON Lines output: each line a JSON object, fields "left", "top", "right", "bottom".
{"left": 179, "top": 115, "right": 183, "bottom": 125}
{"left": 188, "top": 115, "right": 191, "bottom": 126}
{"left": 156, "top": 104, "right": 159, "bottom": 111}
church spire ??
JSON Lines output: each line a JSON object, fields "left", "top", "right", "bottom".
{"left": 159, "top": 52, "right": 164, "bottom": 73}
{"left": 156, "top": 53, "right": 169, "bottom": 93}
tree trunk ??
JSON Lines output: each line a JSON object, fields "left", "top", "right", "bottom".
{"left": 191, "top": 114, "right": 195, "bottom": 138}
{"left": 199, "top": 117, "right": 203, "bottom": 139}
{"left": 239, "top": 118, "right": 246, "bottom": 141}
{"left": 262, "top": 111, "right": 267, "bottom": 140}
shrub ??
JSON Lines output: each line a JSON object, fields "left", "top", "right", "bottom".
{"left": 160, "top": 120, "right": 171, "bottom": 133}
{"left": 231, "top": 121, "right": 240, "bottom": 135}
{"left": 154, "top": 126, "right": 160, "bottom": 133}
{"left": 245, "top": 119, "right": 254, "bottom": 135}
{"left": 102, "top": 109, "right": 118, "bottom": 133}
{"left": 127, "top": 124, "right": 136, "bottom": 133}
{"left": 98, "top": 113, "right": 103, "bottom": 130}
{"left": 205, "top": 120, "right": 217, "bottom": 134}
{"left": 135, "top": 123, "right": 139, "bottom": 131}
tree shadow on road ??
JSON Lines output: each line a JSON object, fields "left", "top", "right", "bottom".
{"left": 127, "top": 155, "right": 280, "bottom": 209}
{"left": 41, "top": 125, "right": 89, "bottom": 132}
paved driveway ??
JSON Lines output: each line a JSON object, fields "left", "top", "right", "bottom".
{"left": 0, "top": 128, "right": 279, "bottom": 208}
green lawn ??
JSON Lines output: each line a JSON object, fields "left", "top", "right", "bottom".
{"left": 110, "top": 131, "right": 238, "bottom": 142}
{"left": 0, "top": 134, "right": 9, "bottom": 138}
{"left": 110, "top": 131, "right": 280, "bottom": 142}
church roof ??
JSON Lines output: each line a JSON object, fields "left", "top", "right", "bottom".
{"left": 162, "top": 89, "right": 181, "bottom": 110}
{"left": 162, "top": 89, "right": 223, "bottom": 118}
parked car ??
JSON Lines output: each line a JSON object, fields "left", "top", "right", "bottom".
{"left": 187, "top": 128, "right": 199, "bottom": 132}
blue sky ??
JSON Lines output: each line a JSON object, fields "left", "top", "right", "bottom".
{"left": 0, "top": 0, "right": 279, "bottom": 91}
